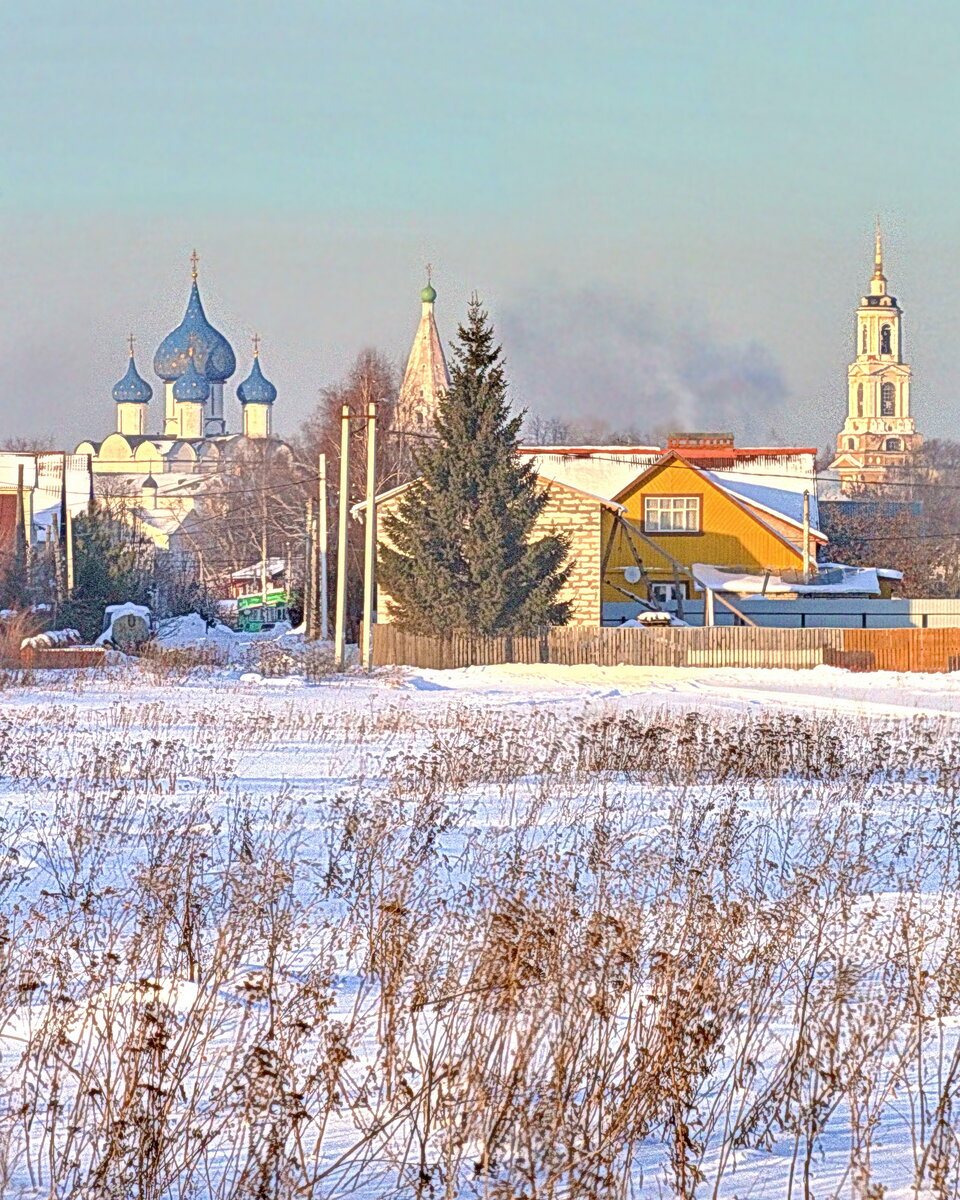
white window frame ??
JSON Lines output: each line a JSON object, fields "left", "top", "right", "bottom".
{"left": 649, "top": 581, "right": 689, "bottom": 604}
{"left": 643, "top": 494, "right": 701, "bottom": 534}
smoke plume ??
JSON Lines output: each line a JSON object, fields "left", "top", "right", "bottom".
{"left": 498, "top": 287, "right": 793, "bottom": 445}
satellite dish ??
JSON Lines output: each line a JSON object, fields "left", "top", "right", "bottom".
{"left": 624, "top": 566, "right": 642, "bottom": 585}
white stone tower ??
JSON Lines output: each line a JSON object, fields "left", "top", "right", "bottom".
{"left": 829, "top": 222, "right": 922, "bottom": 489}
{"left": 237, "top": 334, "right": 277, "bottom": 438}
{"left": 112, "top": 334, "right": 153, "bottom": 436}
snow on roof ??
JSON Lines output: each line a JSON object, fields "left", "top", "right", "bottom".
{"left": 704, "top": 471, "right": 822, "bottom": 535}
{"left": 520, "top": 450, "right": 660, "bottom": 501}
{"left": 519, "top": 444, "right": 661, "bottom": 456}
{"left": 230, "top": 557, "right": 286, "bottom": 581}
{"left": 111, "top": 472, "right": 209, "bottom": 496}
{"left": 692, "top": 563, "right": 884, "bottom": 596}
{"left": 0, "top": 452, "right": 91, "bottom": 532}
{"left": 354, "top": 472, "right": 624, "bottom": 517}
{"left": 539, "top": 478, "right": 625, "bottom": 511}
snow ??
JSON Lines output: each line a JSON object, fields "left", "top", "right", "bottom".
{"left": 703, "top": 468, "right": 822, "bottom": 531}
{"left": 229, "top": 556, "right": 286, "bottom": 582}
{"left": 4, "top": 659, "right": 960, "bottom": 1196}
{"left": 20, "top": 627, "right": 81, "bottom": 649}
{"left": 153, "top": 611, "right": 300, "bottom": 663}
{"left": 522, "top": 448, "right": 659, "bottom": 500}
{"left": 693, "top": 561, "right": 884, "bottom": 595}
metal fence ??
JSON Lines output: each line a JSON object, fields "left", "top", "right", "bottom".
{"left": 372, "top": 624, "right": 960, "bottom": 673}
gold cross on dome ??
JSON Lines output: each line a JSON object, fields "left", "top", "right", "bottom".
{"left": 425, "top": 262, "right": 433, "bottom": 284}
{"left": 252, "top": 332, "right": 261, "bottom": 357}
{"left": 190, "top": 249, "right": 199, "bottom": 279}
{"left": 127, "top": 332, "right": 135, "bottom": 356}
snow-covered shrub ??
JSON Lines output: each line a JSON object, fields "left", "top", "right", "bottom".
{"left": 248, "top": 639, "right": 338, "bottom": 680}
{"left": 133, "top": 640, "right": 231, "bottom": 682}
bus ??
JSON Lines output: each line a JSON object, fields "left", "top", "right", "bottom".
{"left": 236, "top": 589, "right": 289, "bottom": 633}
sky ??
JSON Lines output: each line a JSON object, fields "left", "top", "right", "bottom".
{"left": 2, "top": 0, "right": 960, "bottom": 452}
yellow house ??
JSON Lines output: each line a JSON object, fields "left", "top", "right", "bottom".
{"left": 600, "top": 451, "right": 827, "bottom": 610}
{"left": 365, "top": 443, "right": 841, "bottom": 628}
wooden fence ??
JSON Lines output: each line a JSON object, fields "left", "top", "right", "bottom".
{"left": 372, "top": 624, "right": 960, "bottom": 673}
{"left": 19, "top": 646, "right": 107, "bottom": 670}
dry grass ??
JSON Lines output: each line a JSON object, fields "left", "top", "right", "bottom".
{"left": 132, "top": 641, "right": 232, "bottom": 683}
{"left": 1, "top": 695, "right": 960, "bottom": 1197}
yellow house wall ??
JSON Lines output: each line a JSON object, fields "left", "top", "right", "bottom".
{"left": 374, "top": 479, "right": 604, "bottom": 627}
{"left": 602, "top": 459, "right": 804, "bottom": 603}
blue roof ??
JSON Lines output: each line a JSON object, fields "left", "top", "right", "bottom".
{"left": 154, "top": 280, "right": 236, "bottom": 383}
{"left": 172, "top": 352, "right": 211, "bottom": 402}
{"left": 705, "top": 471, "right": 821, "bottom": 531}
{"left": 236, "top": 355, "right": 277, "bottom": 405}
{"left": 112, "top": 353, "right": 153, "bottom": 404}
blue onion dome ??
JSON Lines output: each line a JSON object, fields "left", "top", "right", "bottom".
{"left": 237, "top": 353, "right": 277, "bottom": 405}
{"left": 172, "top": 349, "right": 211, "bottom": 402}
{"left": 154, "top": 277, "right": 237, "bottom": 383}
{"left": 112, "top": 350, "right": 153, "bottom": 404}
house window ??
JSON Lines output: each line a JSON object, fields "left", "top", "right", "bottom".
{"left": 885, "top": 438, "right": 901, "bottom": 452}
{"left": 650, "top": 581, "right": 689, "bottom": 604}
{"left": 880, "top": 324, "right": 892, "bottom": 355}
{"left": 857, "top": 383, "right": 864, "bottom": 416}
{"left": 643, "top": 495, "right": 701, "bottom": 533}
{"left": 881, "top": 382, "right": 896, "bottom": 416}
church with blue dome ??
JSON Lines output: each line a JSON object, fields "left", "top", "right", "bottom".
{"left": 76, "top": 253, "right": 285, "bottom": 481}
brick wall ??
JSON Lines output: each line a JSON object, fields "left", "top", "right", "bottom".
{"left": 534, "top": 482, "right": 603, "bottom": 625}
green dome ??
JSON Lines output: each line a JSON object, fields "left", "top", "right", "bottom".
{"left": 420, "top": 283, "right": 437, "bottom": 303}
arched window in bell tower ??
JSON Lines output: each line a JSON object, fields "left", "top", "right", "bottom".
{"left": 880, "top": 324, "right": 892, "bottom": 355}
{"left": 857, "top": 383, "right": 864, "bottom": 416}
{"left": 861, "top": 325, "right": 868, "bottom": 354}
{"left": 881, "top": 382, "right": 896, "bottom": 416}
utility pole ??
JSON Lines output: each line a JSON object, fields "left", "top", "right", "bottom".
{"left": 260, "top": 453, "right": 269, "bottom": 605}
{"left": 59, "top": 453, "right": 68, "bottom": 552}
{"left": 334, "top": 405, "right": 351, "bottom": 667}
{"left": 304, "top": 498, "right": 314, "bottom": 638}
{"left": 65, "top": 504, "right": 75, "bottom": 594}
{"left": 802, "top": 490, "right": 811, "bottom": 586}
{"left": 704, "top": 588, "right": 716, "bottom": 628}
{"left": 86, "top": 453, "right": 95, "bottom": 515}
{"left": 14, "top": 464, "right": 27, "bottom": 571}
{"left": 318, "top": 453, "right": 329, "bottom": 640}
{"left": 361, "top": 401, "right": 378, "bottom": 671}
{"left": 50, "top": 513, "right": 62, "bottom": 610}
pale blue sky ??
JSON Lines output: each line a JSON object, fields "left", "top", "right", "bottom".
{"left": 2, "top": 0, "right": 959, "bottom": 447}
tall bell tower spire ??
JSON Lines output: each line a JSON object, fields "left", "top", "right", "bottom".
{"left": 829, "top": 222, "right": 922, "bottom": 490}
{"left": 395, "top": 269, "right": 450, "bottom": 436}
{"left": 870, "top": 217, "right": 887, "bottom": 296}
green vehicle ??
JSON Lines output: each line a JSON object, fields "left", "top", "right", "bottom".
{"left": 237, "top": 589, "right": 288, "bottom": 633}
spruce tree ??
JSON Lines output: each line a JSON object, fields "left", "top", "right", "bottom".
{"left": 378, "top": 297, "right": 571, "bottom": 634}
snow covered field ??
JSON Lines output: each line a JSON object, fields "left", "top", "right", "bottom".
{"left": 4, "top": 659, "right": 960, "bottom": 1198}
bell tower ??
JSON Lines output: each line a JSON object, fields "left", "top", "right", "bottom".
{"left": 829, "top": 222, "right": 922, "bottom": 490}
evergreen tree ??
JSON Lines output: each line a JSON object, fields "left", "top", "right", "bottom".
{"left": 60, "top": 509, "right": 154, "bottom": 640}
{"left": 378, "top": 297, "right": 571, "bottom": 634}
